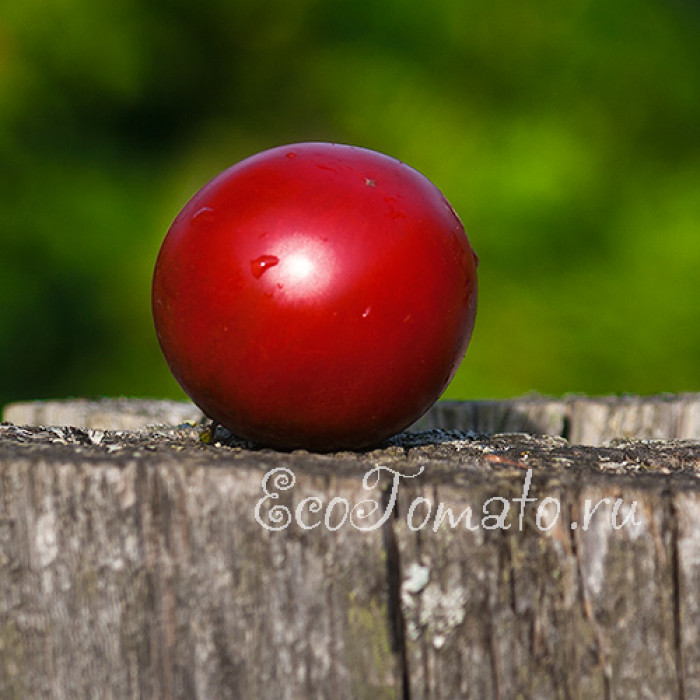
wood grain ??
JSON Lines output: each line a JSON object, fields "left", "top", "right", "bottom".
{"left": 0, "top": 399, "right": 698, "bottom": 699}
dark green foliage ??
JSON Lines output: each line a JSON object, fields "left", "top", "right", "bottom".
{"left": 1, "top": 0, "right": 699, "bottom": 404}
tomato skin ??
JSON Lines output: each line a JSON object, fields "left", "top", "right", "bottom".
{"left": 152, "top": 142, "right": 478, "bottom": 451}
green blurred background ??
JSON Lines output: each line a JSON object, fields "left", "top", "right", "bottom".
{"left": 1, "top": 0, "right": 699, "bottom": 407}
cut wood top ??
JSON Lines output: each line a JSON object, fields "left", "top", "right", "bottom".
{"left": 4, "top": 393, "right": 700, "bottom": 445}
{"left": 1, "top": 420, "right": 698, "bottom": 493}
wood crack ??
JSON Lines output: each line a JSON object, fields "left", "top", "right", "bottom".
{"left": 668, "top": 490, "right": 686, "bottom": 700}
{"left": 382, "top": 485, "right": 411, "bottom": 700}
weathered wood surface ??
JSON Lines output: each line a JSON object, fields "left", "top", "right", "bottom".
{"left": 0, "top": 398, "right": 699, "bottom": 699}
{"left": 413, "top": 393, "right": 700, "bottom": 445}
{"left": 6, "top": 392, "right": 700, "bottom": 445}
{"left": 2, "top": 398, "right": 204, "bottom": 432}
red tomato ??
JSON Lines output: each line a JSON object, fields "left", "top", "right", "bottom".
{"left": 152, "top": 143, "right": 478, "bottom": 451}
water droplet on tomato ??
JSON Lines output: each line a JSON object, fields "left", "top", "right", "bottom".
{"left": 192, "top": 206, "right": 215, "bottom": 226}
{"left": 286, "top": 151, "right": 297, "bottom": 159}
{"left": 361, "top": 306, "right": 372, "bottom": 319}
{"left": 250, "top": 255, "right": 279, "bottom": 279}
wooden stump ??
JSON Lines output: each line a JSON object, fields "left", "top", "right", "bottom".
{"left": 1, "top": 397, "right": 699, "bottom": 699}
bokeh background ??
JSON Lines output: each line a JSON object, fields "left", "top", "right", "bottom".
{"left": 1, "top": 0, "right": 699, "bottom": 408}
